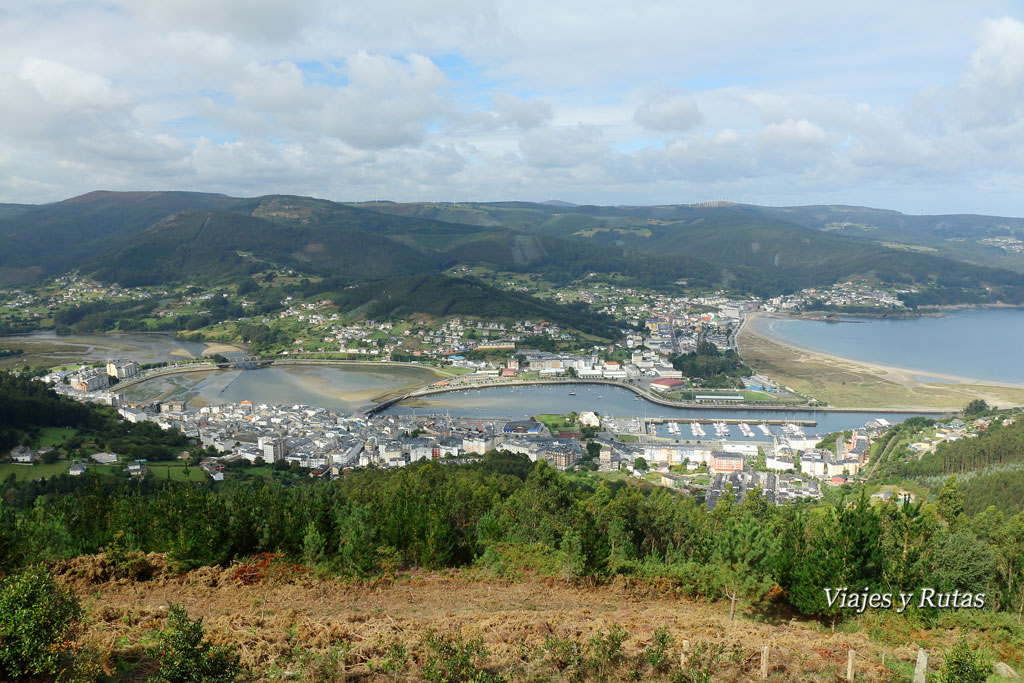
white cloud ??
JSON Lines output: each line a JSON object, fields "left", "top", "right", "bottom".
{"left": 16, "top": 58, "right": 132, "bottom": 112}
{"left": 490, "top": 93, "right": 553, "bottom": 130}
{"left": 117, "top": 0, "right": 325, "bottom": 43}
{"left": 0, "top": 2, "right": 1023, "bottom": 215}
{"left": 967, "top": 17, "right": 1024, "bottom": 90}
{"left": 519, "top": 124, "right": 608, "bottom": 168}
{"left": 958, "top": 17, "right": 1024, "bottom": 128}
{"left": 634, "top": 91, "right": 702, "bottom": 131}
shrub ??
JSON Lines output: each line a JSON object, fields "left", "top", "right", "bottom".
{"left": 0, "top": 564, "right": 82, "bottom": 678}
{"left": 671, "top": 641, "right": 726, "bottom": 683}
{"left": 934, "top": 638, "right": 992, "bottom": 683}
{"left": 149, "top": 604, "right": 242, "bottom": 683}
{"left": 644, "top": 626, "right": 675, "bottom": 673}
{"left": 422, "top": 630, "right": 504, "bottom": 683}
{"left": 588, "top": 625, "right": 627, "bottom": 680}
{"left": 373, "top": 639, "right": 408, "bottom": 681}
{"left": 543, "top": 633, "right": 586, "bottom": 682}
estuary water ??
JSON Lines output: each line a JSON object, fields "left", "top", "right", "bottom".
{"left": 749, "top": 308, "right": 1024, "bottom": 385}
{"left": 7, "top": 330, "right": 941, "bottom": 434}
{"left": 121, "top": 364, "right": 441, "bottom": 413}
{"left": 383, "top": 383, "right": 932, "bottom": 436}
{"left": 0, "top": 331, "right": 234, "bottom": 365}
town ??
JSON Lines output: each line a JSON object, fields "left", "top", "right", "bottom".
{"left": 15, "top": 348, "right": 921, "bottom": 510}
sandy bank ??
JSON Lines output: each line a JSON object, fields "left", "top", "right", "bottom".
{"left": 738, "top": 312, "right": 1024, "bottom": 410}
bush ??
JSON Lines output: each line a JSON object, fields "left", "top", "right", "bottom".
{"left": 644, "top": 626, "right": 675, "bottom": 673}
{"left": 934, "top": 638, "right": 992, "bottom": 683}
{"left": 150, "top": 604, "right": 242, "bottom": 683}
{"left": 588, "top": 625, "right": 627, "bottom": 680}
{"left": 422, "top": 630, "right": 504, "bottom": 683}
{"left": 0, "top": 564, "right": 83, "bottom": 678}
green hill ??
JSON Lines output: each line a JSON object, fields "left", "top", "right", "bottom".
{"left": 88, "top": 209, "right": 448, "bottom": 287}
{"left": 0, "top": 190, "right": 240, "bottom": 280}
{"left": 5, "top": 191, "right": 1024, "bottom": 302}
{"left": 39, "top": 193, "right": 776, "bottom": 295}
{"left": 363, "top": 201, "right": 1024, "bottom": 302}
{"left": 335, "top": 274, "right": 621, "bottom": 338}
{"left": 741, "top": 204, "right": 1024, "bottom": 272}
{"left": 0, "top": 203, "right": 32, "bottom": 220}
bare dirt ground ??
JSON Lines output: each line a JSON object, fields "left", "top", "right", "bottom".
{"left": 51, "top": 554, "right": 957, "bottom": 682}
{"left": 737, "top": 318, "right": 1024, "bottom": 410}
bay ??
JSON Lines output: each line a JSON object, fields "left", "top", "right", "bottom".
{"left": 749, "top": 308, "right": 1024, "bottom": 384}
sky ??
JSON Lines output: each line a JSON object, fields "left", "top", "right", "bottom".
{"left": 2, "top": 1, "right": 1024, "bottom": 215}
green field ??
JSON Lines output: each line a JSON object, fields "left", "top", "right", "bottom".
{"left": 738, "top": 389, "right": 802, "bottom": 403}
{"left": 434, "top": 366, "right": 476, "bottom": 377}
{"left": 534, "top": 413, "right": 576, "bottom": 434}
{"left": 38, "top": 426, "right": 78, "bottom": 447}
{"left": 145, "top": 463, "right": 204, "bottom": 482}
{"left": 0, "top": 461, "right": 77, "bottom": 481}
{"left": 0, "top": 460, "right": 211, "bottom": 482}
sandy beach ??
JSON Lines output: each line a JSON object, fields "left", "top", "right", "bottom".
{"left": 738, "top": 312, "right": 1024, "bottom": 410}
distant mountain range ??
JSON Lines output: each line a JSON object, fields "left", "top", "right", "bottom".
{"left": 2, "top": 191, "right": 1024, "bottom": 304}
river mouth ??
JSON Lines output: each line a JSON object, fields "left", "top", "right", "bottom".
{"left": 121, "top": 364, "right": 441, "bottom": 413}
{"left": 0, "top": 331, "right": 249, "bottom": 368}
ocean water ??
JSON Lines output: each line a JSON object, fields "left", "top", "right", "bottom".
{"left": 750, "top": 308, "right": 1024, "bottom": 384}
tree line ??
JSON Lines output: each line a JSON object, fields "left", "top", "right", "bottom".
{"left": 3, "top": 374, "right": 1024, "bottom": 625}
{"left": 894, "top": 416, "right": 1024, "bottom": 478}
{"left": 669, "top": 341, "right": 751, "bottom": 383}
{"left": 0, "top": 456, "right": 1022, "bottom": 624}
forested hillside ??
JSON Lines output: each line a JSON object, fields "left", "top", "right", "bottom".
{"left": 744, "top": 204, "right": 1024, "bottom": 273}
{"left": 0, "top": 373, "right": 193, "bottom": 458}
{"left": 895, "top": 417, "right": 1024, "bottom": 478}
{"left": 334, "top": 275, "right": 623, "bottom": 338}
{"left": 88, "top": 209, "right": 448, "bottom": 287}
{"left": 4, "top": 191, "right": 1024, "bottom": 302}
{"left": 0, "top": 191, "right": 239, "bottom": 278}
{"left": 362, "top": 200, "right": 1024, "bottom": 303}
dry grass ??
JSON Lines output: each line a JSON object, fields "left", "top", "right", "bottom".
{"left": 45, "top": 554, "right": 980, "bottom": 681}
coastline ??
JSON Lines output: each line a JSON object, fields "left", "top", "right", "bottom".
{"left": 794, "top": 302, "right": 1024, "bottom": 320}
{"left": 738, "top": 311, "right": 1024, "bottom": 410}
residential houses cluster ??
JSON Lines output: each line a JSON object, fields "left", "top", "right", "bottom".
{"left": 763, "top": 280, "right": 907, "bottom": 311}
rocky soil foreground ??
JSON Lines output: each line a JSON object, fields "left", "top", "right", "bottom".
{"left": 50, "top": 553, "right": 966, "bottom": 681}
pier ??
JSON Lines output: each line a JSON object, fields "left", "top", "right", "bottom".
{"left": 641, "top": 416, "right": 817, "bottom": 427}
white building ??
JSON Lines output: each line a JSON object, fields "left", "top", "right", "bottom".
{"left": 258, "top": 436, "right": 286, "bottom": 462}
{"left": 106, "top": 359, "right": 139, "bottom": 380}
{"left": 72, "top": 368, "right": 109, "bottom": 392}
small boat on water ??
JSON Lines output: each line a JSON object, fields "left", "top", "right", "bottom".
{"left": 569, "top": 391, "right": 576, "bottom": 395}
